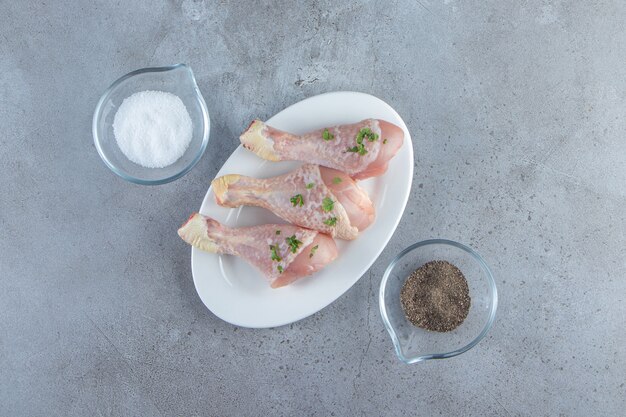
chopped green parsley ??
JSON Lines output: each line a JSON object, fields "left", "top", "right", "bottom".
{"left": 357, "top": 127, "right": 379, "bottom": 142}
{"left": 347, "top": 144, "right": 368, "bottom": 155}
{"left": 347, "top": 127, "right": 378, "bottom": 155}
{"left": 322, "top": 197, "right": 334, "bottom": 212}
{"left": 323, "top": 217, "right": 337, "bottom": 226}
{"left": 286, "top": 235, "right": 303, "bottom": 253}
{"left": 322, "top": 128, "right": 334, "bottom": 141}
{"left": 269, "top": 244, "right": 282, "bottom": 262}
{"left": 290, "top": 194, "right": 304, "bottom": 207}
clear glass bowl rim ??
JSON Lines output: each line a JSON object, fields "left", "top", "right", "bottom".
{"left": 379, "top": 238, "right": 498, "bottom": 364}
{"left": 92, "top": 63, "right": 210, "bottom": 185}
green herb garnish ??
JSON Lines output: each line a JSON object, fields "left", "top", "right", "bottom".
{"left": 332, "top": 177, "right": 342, "bottom": 184}
{"left": 322, "top": 128, "right": 334, "bottom": 141}
{"left": 347, "top": 145, "right": 368, "bottom": 155}
{"left": 306, "top": 182, "right": 314, "bottom": 189}
{"left": 269, "top": 244, "right": 282, "bottom": 262}
{"left": 357, "top": 127, "right": 379, "bottom": 142}
{"left": 383, "top": 138, "right": 388, "bottom": 144}
{"left": 286, "top": 235, "right": 302, "bottom": 253}
{"left": 290, "top": 194, "right": 304, "bottom": 207}
{"left": 323, "top": 217, "right": 337, "bottom": 226}
{"left": 309, "top": 245, "right": 319, "bottom": 258}
{"left": 347, "top": 127, "right": 378, "bottom": 155}
{"left": 322, "top": 197, "right": 334, "bottom": 212}
{"left": 275, "top": 230, "right": 281, "bottom": 235}
{"left": 277, "top": 265, "right": 284, "bottom": 273}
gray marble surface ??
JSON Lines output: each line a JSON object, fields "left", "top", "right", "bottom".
{"left": 1, "top": 1, "right": 625, "bottom": 416}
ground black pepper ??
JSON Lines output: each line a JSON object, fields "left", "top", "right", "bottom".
{"left": 400, "top": 260, "right": 471, "bottom": 332}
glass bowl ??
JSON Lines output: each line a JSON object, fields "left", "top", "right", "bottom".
{"left": 92, "top": 64, "right": 210, "bottom": 185}
{"left": 379, "top": 239, "right": 497, "bottom": 363}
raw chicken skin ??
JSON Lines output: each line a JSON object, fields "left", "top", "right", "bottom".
{"left": 319, "top": 167, "right": 375, "bottom": 231}
{"left": 212, "top": 164, "right": 375, "bottom": 240}
{"left": 178, "top": 213, "right": 338, "bottom": 288}
{"left": 240, "top": 119, "right": 404, "bottom": 179}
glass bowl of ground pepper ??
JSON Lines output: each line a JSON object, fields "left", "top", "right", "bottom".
{"left": 379, "top": 239, "right": 497, "bottom": 364}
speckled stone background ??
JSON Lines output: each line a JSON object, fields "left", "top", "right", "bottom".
{"left": 1, "top": 1, "right": 625, "bottom": 416}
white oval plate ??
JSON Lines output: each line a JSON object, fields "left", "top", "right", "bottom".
{"left": 191, "top": 91, "right": 413, "bottom": 328}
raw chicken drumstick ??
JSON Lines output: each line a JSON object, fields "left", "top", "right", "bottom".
{"left": 212, "top": 164, "right": 375, "bottom": 240}
{"left": 178, "top": 213, "right": 338, "bottom": 288}
{"left": 240, "top": 119, "right": 404, "bottom": 179}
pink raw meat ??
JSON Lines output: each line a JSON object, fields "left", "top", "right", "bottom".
{"left": 240, "top": 119, "right": 404, "bottom": 179}
{"left": 178, "top": 213, "right": 338, "bottom": 288}
{"left": 212, "top": 164, "right": 375, "bottom": 240}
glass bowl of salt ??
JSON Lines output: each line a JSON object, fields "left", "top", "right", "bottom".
{"left": 93, "top": 64, "right": 210, "bottom": 185}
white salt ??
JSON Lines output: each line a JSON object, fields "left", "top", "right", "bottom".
{"left": 113, "top": 90, "right": 193, "bottom": 168}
